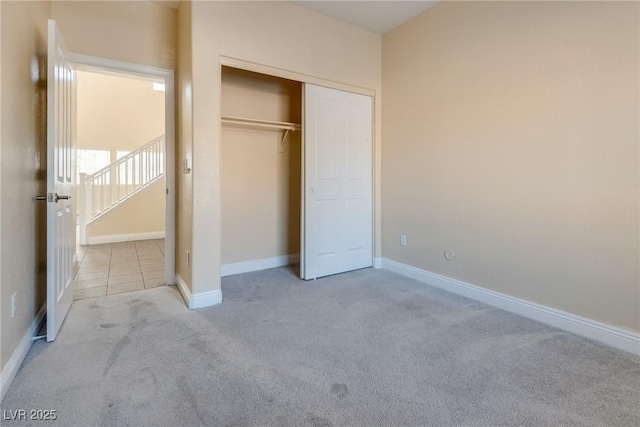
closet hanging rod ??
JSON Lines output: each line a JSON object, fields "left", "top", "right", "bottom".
{"left": 221, "top": 115, "right": 301, "bottom": 131}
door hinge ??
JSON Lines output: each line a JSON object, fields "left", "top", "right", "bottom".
{"left": 166, "top": 188, "right": 169, "bottom": 195}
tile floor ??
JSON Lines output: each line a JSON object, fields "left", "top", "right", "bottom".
{"left": 73, "top": 239, "right": 165, "bottom": 300}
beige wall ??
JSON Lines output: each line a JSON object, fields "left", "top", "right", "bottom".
{"left": 76, "top": 70, "right": 165, "bottom": 239}
{"left": 88, "top": 179, "right": 166, "bottom": 238}
{"left": 77, "top": 70, "right": 165, "bottom": 152}
{"left": 382, "top": 1, "right": 640, "bottom": 332}
{"left": 221, "top": 67, "right": 301, "bottom": 264}
{"left": 0, "top": 0, "right": 51, "bottom": 371}
{"left": 51, "top": 0, "right": 176, "bottom": 70}
{"left": 176, "top": 0, "right": 193, "bottom": 287}
{"left": 188, "top": 1, "right": 381, "bottom": 294}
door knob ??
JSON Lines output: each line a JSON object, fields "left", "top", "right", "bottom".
{"left": 35, "top": 193, "right": 71, "bottom": 202}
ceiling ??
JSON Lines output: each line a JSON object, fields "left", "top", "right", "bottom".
{"left": 292, "top": 1, "right": 440, "bottom": 34}
{"left": 156, "top": 1, "right": 440, "bottom": 35}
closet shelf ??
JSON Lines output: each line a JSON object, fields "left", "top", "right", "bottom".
{"left": 221, "top": 116, "right": 301, "bottom": 131}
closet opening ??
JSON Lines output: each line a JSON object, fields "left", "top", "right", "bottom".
{"left": 221, "top": 67, "right": 303, "bottom": 277}
{"left": 220, "top": 63, "right": 374, "bottom": 281}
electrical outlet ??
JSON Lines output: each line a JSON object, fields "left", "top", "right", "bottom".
{"left": 11, "top": 292, "right": 17, "bottom": 318}
{"left": 400, "top": 234, "right": 407, "bottom": 246}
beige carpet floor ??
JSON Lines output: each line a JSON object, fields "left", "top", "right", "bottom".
{"left": 2, "top": 267, "right": 639, "bottom": 426}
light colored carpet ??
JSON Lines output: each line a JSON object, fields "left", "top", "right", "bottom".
{"left": 2, "top": 267, "right": 639, "bottom": 426}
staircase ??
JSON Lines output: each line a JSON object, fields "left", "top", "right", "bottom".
{"left": 78, "top": 135, "right": 165, "bottom": 244}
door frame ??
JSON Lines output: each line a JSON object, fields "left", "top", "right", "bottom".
{"left": 219, "top": 56, "right": 377, "bottom": 278}
{"left": 67, "top": 53, "right": 177, "bottom": 286}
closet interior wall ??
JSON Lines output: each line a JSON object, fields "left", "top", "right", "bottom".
{"left": 221, "top": 67, "right": 302, "bottom": 265}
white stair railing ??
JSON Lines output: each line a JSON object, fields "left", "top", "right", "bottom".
{"left": 78, "top": 135, "right": 165, "bottom": 244}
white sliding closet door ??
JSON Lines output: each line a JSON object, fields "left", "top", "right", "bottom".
{"left": 303, "top": 84, "right": 372, "bottom": 280}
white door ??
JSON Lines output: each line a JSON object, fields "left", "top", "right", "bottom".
{"left": 303, "top": 84, "right": 373, "bottom": 279}
{"left": 46, "top": 20, "right": 75, "bottom": 342}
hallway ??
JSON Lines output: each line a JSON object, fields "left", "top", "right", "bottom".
{"left": 73, "top": 239, "right": 165, "bottom": 300}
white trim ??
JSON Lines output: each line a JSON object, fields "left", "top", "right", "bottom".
{"left": 162, "top": 71, "right": 176, "bottom": 288}
{"left": 68, "top": 53, "right": 172, "bottom": 78}
{"left": 221, "top": 254, "right": 300, "bottom": 277}
{"left": 220, "top": 56, "right": 376, "bottom": 97}
{"left": 300, "top": 84, "right": 306, "bottom": 281}
{"left": 373, "top": 257, "right": 382, "bottom": 269}
{"left": 382, "top": 258, "right": 640, "bottom": 355}
{"left": 1, "top": 304, "right": 46, "bottom": 401}
{"left": 87, "top": 231, "right": 165, "bottom": 245}
{"left": 190, "top": 290, "right": 222, "bottom": 309}
{"left": 176, "top": 274, "right": 223, "bottom": 310}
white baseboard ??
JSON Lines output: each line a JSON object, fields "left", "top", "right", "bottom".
{"left": 221, "top": 253, "right": 300, "bottom": 277}
{"left": 374, "top": 257, "right": 383, "bottom": 269}
{"left": 382, "top": 258, "right": 640, "bottom": 356}
{"left": 1, "top": 304, "right": 46, "bottom": 401}
{"left": 176, "top": 274, "right": 222, "bottom": 310}
{"left": 87, "top": 231, "right": 165, "bottom": 245}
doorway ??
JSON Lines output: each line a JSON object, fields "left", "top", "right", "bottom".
{"left": 70, "top": 57, "right": 175, "bottom": 300}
